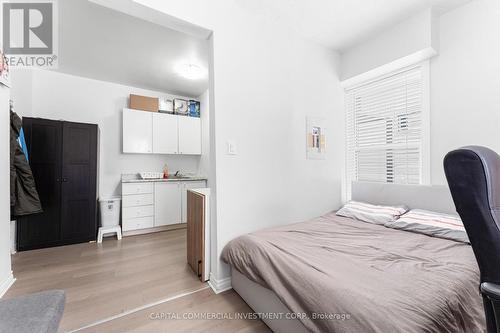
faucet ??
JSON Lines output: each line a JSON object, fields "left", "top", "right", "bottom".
{"left": 174, "top": 170, "right": 180, "bottom": 177}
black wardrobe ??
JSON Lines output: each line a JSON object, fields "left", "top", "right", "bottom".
{"left": 17, "top": 118, "right": 98, "bottom": 251}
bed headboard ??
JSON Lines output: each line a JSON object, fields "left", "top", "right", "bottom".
{"left": 351, "top": 181, "right": 457, "bottom": 215}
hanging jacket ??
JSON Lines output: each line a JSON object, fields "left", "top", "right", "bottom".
{"left": 18, "top": 127, "right": 29, "bottom": 162}
{"left": 10, "top": 109, "right": 43, "bottom": 216}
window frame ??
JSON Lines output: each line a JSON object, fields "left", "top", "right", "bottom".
{"left": 342, "top": 61, "right": 431, "bottom": 201}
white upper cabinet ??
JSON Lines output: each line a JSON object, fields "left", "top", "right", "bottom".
{"left": 153, "top": 113, "right": 178, "bottom": 154}
{"left": 123, "top": 109, "right": 202, "bottom": 155}
{"left": 123, "top": 108, "right": 153, "bottom": 154}
{"left": 178, "top": 116, "right": 201, "bottom": 155}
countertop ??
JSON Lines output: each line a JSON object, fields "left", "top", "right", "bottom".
{"left": 121, "top": 174, "right": 207, "bottom": 184}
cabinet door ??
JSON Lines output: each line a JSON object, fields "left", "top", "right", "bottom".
{"left": 60, "top": 121, "right": 98, "bottom": 242}
{"left": 152, "top": 113, "right": 178, "bottom": 154}
{"left": 178, "top": 116, "right": 201, "bottom": 155}
{"left": 123, "top": 108, "right": 153, "bottom": 153}
{"left": 154, "top": 182, "right": 181, "bottom": 226}
{"left": 182, "top": 181, "right": 206, "bottom": 223}
{"left": 17, "top": 118, "right": 63, "bottom": 251}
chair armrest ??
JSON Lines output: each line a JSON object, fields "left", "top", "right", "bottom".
{"left": 482, "top": 282, "right": 500, "bottom": 301}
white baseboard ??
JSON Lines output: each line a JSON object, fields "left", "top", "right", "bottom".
{"left": 208, "top": 272, "right": 232, "bottom": 294}
{"left": 122, "top": 223, "right": 187, "bottom": 237}
{"left": 0, "top": 271, "right": 15, "bottom": 298}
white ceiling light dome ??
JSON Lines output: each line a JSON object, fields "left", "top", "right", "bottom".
{"left": 175, "top": 63, "right": 207, "bottom": 80}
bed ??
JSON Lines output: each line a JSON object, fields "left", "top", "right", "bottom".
{"left": 221, "top": 182, "right": 485, "bottom": 333}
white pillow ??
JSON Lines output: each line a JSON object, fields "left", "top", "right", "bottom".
{"left": 385, "top": 209, "right": 469, "bottom": 243}
{"left": 336, "top": 200, "right": 408, "bottom": 225}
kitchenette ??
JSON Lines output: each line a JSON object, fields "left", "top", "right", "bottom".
{"left": 117, "top": 94, "right": 208, "bottom": 237}
{"left": 121, "top": 173, "right": 207, "bottom": 235}
{"left": 9, "top": 23, "right": 211, "bottom": 280}
{"left": 5, "top": 7, "right": 214, "bottom": 328}
{"left": 117, "top": 93, "right": 211, "bottom": 281}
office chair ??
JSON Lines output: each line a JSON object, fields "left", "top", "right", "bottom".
{"left": 444, "top": 146, "right": 500, "bottom": 333}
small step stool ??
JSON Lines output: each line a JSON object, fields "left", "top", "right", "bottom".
{"left": 97, "top": 226, "right": 122, "bottom": 243}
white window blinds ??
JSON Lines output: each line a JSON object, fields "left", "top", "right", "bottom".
{"left": 345, "top": 65, "right": 425, "bottom": 194}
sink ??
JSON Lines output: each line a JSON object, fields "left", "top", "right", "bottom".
{"left": 168, "top": 175, "right": 190, "bottom": 179}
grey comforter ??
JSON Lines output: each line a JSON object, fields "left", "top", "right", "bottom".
{"left": 221, "top": 212, "right": 484, "bottom": 333}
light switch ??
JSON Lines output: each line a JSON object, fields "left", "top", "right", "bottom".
{"left": 227, "top": 141, "right": 237, "bottom": 155}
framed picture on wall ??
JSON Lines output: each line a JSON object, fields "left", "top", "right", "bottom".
{"left": 306, "top": 117, "right": 326, "bottom": 160}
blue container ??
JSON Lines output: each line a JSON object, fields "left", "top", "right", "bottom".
{"left": 188, "top": 100, "right": 200, "bottom": 117}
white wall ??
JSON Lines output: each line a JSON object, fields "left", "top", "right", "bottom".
{"left": 10, "top": 69, "right": 202, "bottom": 198}
{"left": 120, "top": 0, "right": 344, "bottom": 282}
{"left": 0, "top": 84, "right": 14, "bottom": 296}
{"left": 197, "top": 89, "right": 210, "bottom": 177}
{"left": 340, "top": 9, "right": 437, "bottom": 80}
{"left": 339, "top": 1, "right": 500, "bottom": 187}
{"left": 430, "top": 0, "right": 500, "bottom": 184}
{"left": 0, "top": 2, "right": 14, "bottom": 297}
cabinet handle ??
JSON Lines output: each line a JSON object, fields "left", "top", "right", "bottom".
{"left": 62, "top": 178, "right": 68, "bottom": 182}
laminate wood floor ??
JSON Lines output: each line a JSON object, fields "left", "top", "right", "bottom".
{"left": 79, "top": 288, "right": 271, "bottom": 333}
{"left": 5, "top": 229, "right": 214, "bottom": 332}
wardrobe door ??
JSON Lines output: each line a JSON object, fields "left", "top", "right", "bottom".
{"left": 17, "top": 118, "right": 63, "bottom": 251}
{"left": 60, "top": 121, "right": 98, "bottom": 242}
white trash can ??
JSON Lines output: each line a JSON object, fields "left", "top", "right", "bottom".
{"left": 99, "top": 197, "right": 121, "bottom": 228}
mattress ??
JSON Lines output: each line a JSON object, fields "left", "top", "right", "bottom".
{"left": 221, "top": 212, "right": 484, "bottom": 333}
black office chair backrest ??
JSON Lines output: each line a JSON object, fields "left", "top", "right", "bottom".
{"left": 444, "top": 146, "right": 500, "bottom": 285}
{"left": 444, "top": 146, "right": 500, "bottom": 333}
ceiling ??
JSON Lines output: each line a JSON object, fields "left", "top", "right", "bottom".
{"left": 235, "top": 0, "right": 472, "bottom": 51}
{"left": 57, "top": 0, "right": 209, "bottom": 97}
{"left": 55, "top": 0, "right": 472, "bottom": 95}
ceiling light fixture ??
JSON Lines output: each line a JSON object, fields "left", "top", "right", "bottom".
{"left": 175, "top": 63, "right": 206, "bottom": 80}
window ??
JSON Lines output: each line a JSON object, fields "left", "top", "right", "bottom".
{"left": 345, "top": 63, "right": 429, "bottom": 197}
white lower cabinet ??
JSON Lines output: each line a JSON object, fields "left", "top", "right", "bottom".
{"left": 122, "top": 183, "right": 155, "bottom": 232}
{"left": 122, "top": 193, "right": 154, "bottom": 207}
{"left": 122, "top": 216, "right": 154, "bottom": 232}
{"left": 123, "top": 205, "right": 154, "bottom": 219}
{"left": 122, "top": 182, "right": 153, "bottom": 195}
{"left": 154, "top": 182, "right": 182, "bottom": 226}
{"left": 122, "top": 180, "right": 206, "bottom": 233}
